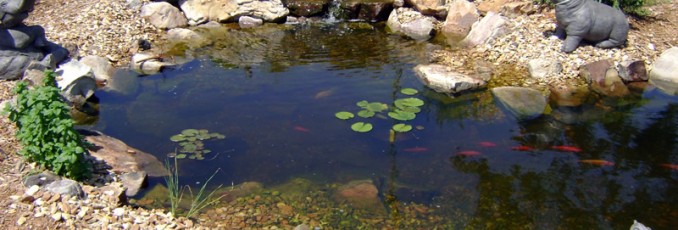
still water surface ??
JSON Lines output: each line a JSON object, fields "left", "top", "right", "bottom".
{"left": 87, "top": 23, "right": 677, "bottom": 229}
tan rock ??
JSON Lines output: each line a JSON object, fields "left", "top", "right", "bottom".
{"left": 82, "top": 130, "right": 168, "bottom": 177}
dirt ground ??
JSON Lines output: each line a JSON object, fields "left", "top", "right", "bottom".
{"left": 0, "top": 0, "right": 676, "bottom": 229}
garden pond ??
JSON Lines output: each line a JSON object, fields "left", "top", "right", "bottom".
{"left": 83, "top": 23, "right": 677, "bottom": 229}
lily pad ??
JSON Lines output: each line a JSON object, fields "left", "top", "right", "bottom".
{"left": 397, "top": 105, "right": 421, "bottom": 113}
{"left": 169, "top": 134, "right": 185, "bottom": 142}
{"left": 175, "top": 154, "right": 187, "bottom": 159}
{"left": 388, "top": 110, "right": 416, "bottom": 121}
{"left": 356, "top": 100, "right": 369, "bottom": 107}
{"left": 335, "top": 111, "right": 355, "bottom": 120}
{"left": 188, "top": 155, "right": 196, "bottom": 160}
{"left": 400, "top": 88, "right": 418, "bottom": 95}
{"left": 366, "top": 102, "right": 388, "bottom": 112}
{"left": 357, "top": 110, "right": 375, "bottom": 118}
{"left": 392, "top": 124, "right": 413, "bottom": 132}
{"left": 395, "top": 98, "right": 424, "bottom": 107}
{"left": 351, "top": 122, "right": 373, "bottom": 133}
{"left": 181, "top": 129, "right": 199, "bottom": 136}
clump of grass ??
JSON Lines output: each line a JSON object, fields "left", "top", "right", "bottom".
{"left": 164, "top": 157, "right": 225, "bottom": 219}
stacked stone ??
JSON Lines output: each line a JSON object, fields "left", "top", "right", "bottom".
{"left": 0, "top": 0, "right": 68, "bottom": 80}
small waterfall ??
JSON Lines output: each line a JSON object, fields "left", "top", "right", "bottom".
{"left": 325, "top": 0, "right": 342, "bottom": 23}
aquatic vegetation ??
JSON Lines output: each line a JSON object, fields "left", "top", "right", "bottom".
{"left": 163, "top": 157, "right": 225, "bottom": 218}
{"left": 392, "top": 124, "right": 412, "bottom": 132}
{"left": 351, "top": 122, "right": 373, "bottom": 133}
{"left": 335, "top": 89, "right": 425, "bottom": 134}
{"left": 335, "top": 111, "right": 355, "bottom": 120}
{"left": 169, "top": 129, "right": 225, "bottom": 160}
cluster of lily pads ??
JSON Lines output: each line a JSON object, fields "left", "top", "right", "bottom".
{"left": 168, "top": 129, "right": 225, "bottom": 160}
{"left": 335, "top": 88, "right": 424, "bottom": 133}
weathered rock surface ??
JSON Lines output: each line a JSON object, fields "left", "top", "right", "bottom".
{"left": 179, "top": 0, "right": 289, "bottom": 25}
{"left": 120, "top": 171, "right": 147, "bottom": 197}
{"left": 441, "top": 0, "right": 479, "bottom": 38}
{"left": 0, "top": 0, "right": 35, "bottom": 28}
{"left": 140, "top": 2, "right": 188, "bottom": 29}
{"left": 617, "top": 60, "right": 648, "bottom": 82}
{"left": 44, "top": 179, "right": 85, "bottom": 198}
{"left": 528, "top": 58, "right": 562, "bottom": 79}
{"left": 239, "top": 15, "right": 264, "bottom": 28}
{"left": 386, "top": 7, "right": 435, "bottom": 40}
{"left": 55, "top": 59, "right": 97, "bottom": 107}
{"left": 283, "top": 0, "right": 330, "bottom": 17}
{"left": 405, "top": 0, "right": 447, "bottom": 18}
{"left": 23, "top": 171, "right": 60, "bottom": 187}
{"left": 414, "top": 64, "right": 486, "bottom": 94}
{"left": 649, "top": 47, "right": 678, "bottom": 94}
{"left": 131, "top": 52, "right": 174, "bottom": 75}
{"left": 579, "top": 59, "right": 629, "bottom": 97}
{"left": 461, "top": 11, "right": 508, "bottom": 47}
{"left": 339, "top": 0, "right": 394, "bottom": 21}
{"left": 548, "top": 81, "right": 591, "bottom": 107}
{"left": 80, "top": 129, "right": 169, "bottom": 177}
{"left": 80, "top": 55, "right": 115, "bottom": 82}
{"left": 492, "top": 86, "right": 548, "bottom": 119}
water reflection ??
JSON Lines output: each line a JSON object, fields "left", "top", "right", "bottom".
{"left": 87, "top": 23, "right": 677, "bottom": 229}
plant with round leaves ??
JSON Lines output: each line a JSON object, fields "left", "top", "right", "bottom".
{"left": 335, "top": 111, "right": 355, "bottom": 120}
{"left": 351, "top": 122, "right": 373, "bottom": 133}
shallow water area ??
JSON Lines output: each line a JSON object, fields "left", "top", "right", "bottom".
{"left": 84, "top": 22, "right": 677, "bottom": 229}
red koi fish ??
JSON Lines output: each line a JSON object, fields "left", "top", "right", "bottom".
{"left": 293, "top": 126, "right": 310, "bottom": 133}
{"left": 579, "top": 159, "right": 615, "bottom": 166}
{"left": 550, "top": 145, "right": 582, "bottom": 153}
{"left": 660, "top": 163, "right": 678, "bottom": 171}
{"left": 511, "top": 146, "right": 534, "bottom": 151}
{"left": 478, "top": 141, "right": 497, "bottom": 148}
{"left": 456, "top": 150, "right": 481, "bottom": 156}
{"left": 403, "top": 147, "right": 429, "bottom": 152}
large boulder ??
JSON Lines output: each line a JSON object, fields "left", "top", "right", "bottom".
{"left": 55, "top": 59, "right": 97, "bottom": 107}
{"left": 405, "top": 0, "right": 447, "bottom": 18}
{"left": 0, "top": 49, "right": 42, "bottom": 80}
{"left": 80, "top": 130, "right": 169, "bottom": 177}
{"left": 179, "top": 0, "right": 289, "bottom": 25}
{"left": 414, "top": 64, "right": 486, "bottom": 94}
{"left": 441, "top": 0, "right": 479, "bottom": 38}
{"left": 140, "top": 2, "right": 188, "bottom": 29}
{"left": 492, "top": 86, "right": 548, "bottom": 120}
{"left": 461, "top": 11, "right": 508, "bottom": 47}
{"left": 386, "top": 7, "right": 435, "bottom": 40}
{"left": 649, "top": 47, "right": 678, "bottom": 94}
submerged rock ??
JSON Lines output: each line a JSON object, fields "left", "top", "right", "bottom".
{"left": 492, "top": 86, "right": 548, "bottom": 120}
{"left": 335, "top": 179, "right": 382, "bottom": 210}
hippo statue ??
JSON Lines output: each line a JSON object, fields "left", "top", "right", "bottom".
{"left": 553, "top": 0, "right": 629, "bottom": 53}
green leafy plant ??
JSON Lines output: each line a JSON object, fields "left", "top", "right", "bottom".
{"left": 164, "top": 157, "right": 225, "bottom": 218}
{"left": 3, "top": 71, "right": 91, "bottom": 180}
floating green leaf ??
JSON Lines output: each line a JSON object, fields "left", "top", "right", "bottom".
{"left": 351, "top": 122, "right": 373, "bottom": 133}
{"left": 170, "top": 134, "right": 185, "bottom": 142}
{"left": 176, "top": 154, "right": 187, "bottom": 159}
{"left": 397, "top": 105, "right": 421, "bottom": 113}
{"left": 357, "top": 110, "right": 375, "bottom": 118}
{"left": 388, "top": 110, "right": 416, "bottom": 121}
{"left": 366, "top": 102, "right": 388, "bottom": 112}
{"left": 392, "top": 124, "right": 413, "bottom": 132}
{"left": 356, "top": 100, "right": 369, "bottom": 107}
{"left": 335, "top": 111, "right": 355, "bottom": 120}
{"left": 395, "top": 98, "right": 424, "bottom": 107}
{"left": 181, "top": 129, "right": 199, "bottom": 136}
{"left": 400, "top": 88, "right": 418, "bottom": 95}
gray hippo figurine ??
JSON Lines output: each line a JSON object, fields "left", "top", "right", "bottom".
{"left": 553, "top": 0, "right": 629, "bottom": 53}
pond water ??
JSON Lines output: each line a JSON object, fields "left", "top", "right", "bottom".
{"left": 85, "top": 23, "right": 677, "bottom": 229}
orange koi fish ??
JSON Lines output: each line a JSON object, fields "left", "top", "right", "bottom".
{"left": 478, "top": 141, "right": 497, "bottom": 148}
{"left": 314, "top": 89, "right": 335, "bottom": 99}
{"left": 293, "top": 126, "right": 310, "bottom": 133}
{"left": 550, "top": 145, "right": 582, "bottom": 153}
{"left": 660, "top": 163, "right": 678, "bottom": 171}
{"left": 456, "top": 150, "right": 481, "bottom": 156}
{"left": 403, "top": 147, "right": 429, "bottom": 152}
{"left": 511, "top": 146, "right": 534, "bottom": 151}
{"left": 579, "top": 159, "right": 615, "bottom": 166}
